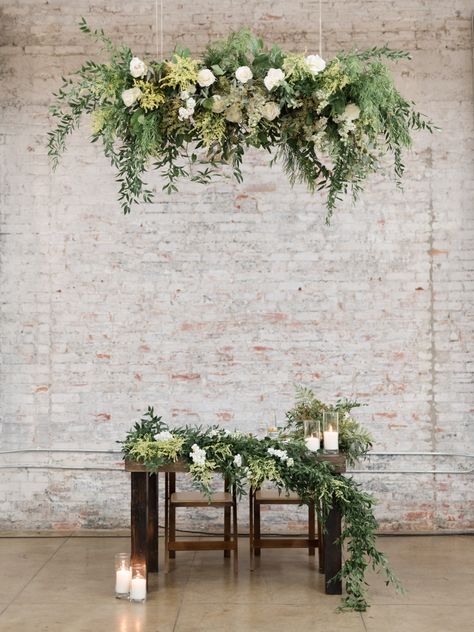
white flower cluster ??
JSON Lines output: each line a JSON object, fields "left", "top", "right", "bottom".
{"left": 178, "top": 88, "right": 197, "bottom": 121}
{"left": 235, "top": 65, "right": 253, "bottom": 84}
{"left": 190, "top": 443, "right": 206, "bottom": 466}
{"left": 121, "top": 86, "right": 141, "bottom": 107}
{"left": 267, "top": 447, "right": 294, "bottom": 466}
{"left": 233, "top": 454, "right": 242, "bottom": 467}
{"left": 154, "top": 430, "right": 173, "bottom": 442}
{"left": 130, "top": 57, "right": 147, "bottom": 78}
{"left": 197, "top": 68, "right": 216, "bottom": 87}
{"left": 264, "top": 67, "right": 285, "bottom": 91}
{"left": 305, "top": 54, "right": 326, "bottom": 75}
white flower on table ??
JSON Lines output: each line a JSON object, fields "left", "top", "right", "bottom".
{"left": 305, "top": 54, "right": 326, "bottom": 75}
{"left": 261, "top": 101, "right": 280, "bottom": 121}
{"left": 235, "top": 65, "right": 253, "bottom": 84}
{"left": 263, "top": 68, "right": 285, "bottom": 91}
{"left": 267, "top": 447, "right": 289, "bottom": 462}
{"left": 186, "top": 97, "right": 196, "bottom": 110}
{"left": 233, "top": 454, "right": 242, "bottom": 467}
{"left": 154, "top": 430, "right": 173, "bottom": 442}
{"left": 129, "top": 57, "right": 147, "bottom": 78}
{"left": 121, "top": 87, "right": 142, "bottom": 107}
{"left": 180, "top": 90, "right": 189, "bottom": 100}
{"left": 286, "top": 457, "right": 294, "bottom": 467}
{"left": 197, "top": 68, "right": 216, "bottom": 87}
{"left": 190, "top": 444, "right": 207, "bottom": 466}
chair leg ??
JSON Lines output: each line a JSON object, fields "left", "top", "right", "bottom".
{"left": 164, "top": 473, "right": 169, "bottom": 574}
{"left": 249, "top": 487, "right": 254, "bottom": 571}
{"left": 224, "top": 477, "right": 231, "bottom": 558}
{"left": 232, "top": 485, "right": 238, "bottom": 575}
{"left": 318, "top": 507, "right": 325, "bottom": 573}
{"left": 254, "top": 497, "right": 261, "bottom": 556}
{"left": 169, "top": 472, "right": 176, "bottom": 559}
{"left": 308, "top": 500, "right": 315, "bottom": 556}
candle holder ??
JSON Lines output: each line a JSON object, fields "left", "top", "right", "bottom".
{"left": 114, "top": 553, "right": 131, "bottom": 599}
{"left": 129, "top": 562, "right": 147, "bottom": 603}
{"left": 303, "top": 419, "right": 321, "bottom": 452}
{"left": 322, "top": 411, "right": 339, "bottom": 453}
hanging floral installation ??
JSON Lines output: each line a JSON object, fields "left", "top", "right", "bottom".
{"left": 48, "top": 19, "right": 433, "bottom": 219}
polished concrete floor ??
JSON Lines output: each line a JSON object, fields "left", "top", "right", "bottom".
{"left": 0, "top": 534, "right": 472, "bottom": 631}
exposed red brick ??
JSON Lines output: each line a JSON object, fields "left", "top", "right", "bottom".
{"left": 96, "top": 353, "right": 111, "bottom": 359}
{"left": 171, "top": 373, "right": 200, "bottom": 381}
{"left": 375, "top": 412, "right": 397, "bottom": 418}
{"left": 429, "top": 248, "right": 448, "bottom": 255}
{"left": 254, "top": 345, "right": 273, "bottom": 351}
{"left": 217, "top": 411, "right": 233, "bottom": 421}
{"left": 95, "top": 413, "right": 111, "bottom": 421}
{"left": 35, "top": 385, "right": 49, "bottom": 393}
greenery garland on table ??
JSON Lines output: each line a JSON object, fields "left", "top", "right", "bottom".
{"left": 48, "top": 19, "right": 434, "bottom": 220}
{"left": 121, "top": 396, "right": 402, "bottom": 611}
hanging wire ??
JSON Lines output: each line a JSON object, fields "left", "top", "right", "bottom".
{"left": 155, "top": 0, "right": 164, "bottom": 60}
{"left": 319, "top": 0, "right": 323, "bottom": 57}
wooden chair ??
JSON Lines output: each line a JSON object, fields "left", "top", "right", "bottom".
{"left": 249, "top": 487, "right": 324, "bottom": 572}
{"left": 164, "top": 471, "right": 238, "bottom": 574}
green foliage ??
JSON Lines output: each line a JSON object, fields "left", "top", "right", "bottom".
{"left": 121, "top": 404, "right": 401, "bottom": 611}
{"left": 285, "top": 385, "right": 372, "bottom": 466}
{"left": 48, "top": 20, "right": 435, "bottom": 219}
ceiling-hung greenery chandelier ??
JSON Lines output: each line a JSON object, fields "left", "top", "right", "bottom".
{"left": 48, "top": 17, "right": 434, "bottom": 220}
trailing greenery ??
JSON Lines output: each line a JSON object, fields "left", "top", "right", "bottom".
{"left": 48, "top": 19, "right": 434, "bottom": 219}
{"left": 121, "top": 393, "right": 402, "bottom": 611}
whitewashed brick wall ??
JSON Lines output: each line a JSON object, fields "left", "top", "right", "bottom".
{"left": 1, "top": 0, "right": 473, "bottom": 531}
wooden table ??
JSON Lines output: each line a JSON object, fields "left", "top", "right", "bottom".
{"left": 124, "top": 453, "right": 345, "bottom": 594}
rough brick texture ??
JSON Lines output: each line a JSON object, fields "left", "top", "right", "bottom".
{"left": 0, "top": 0, "right": 473, "bottom": 532}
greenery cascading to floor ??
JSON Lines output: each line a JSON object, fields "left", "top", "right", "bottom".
{"left": 122, "top": 391, "right": 403, "bottom": 611}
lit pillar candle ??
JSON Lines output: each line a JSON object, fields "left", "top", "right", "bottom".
{"left": 323, "top": 425, "right": 339, "bottom": 451}
{"left": 130, "top": 576, "right": 147, "bottom": 602}
{"left": 115, "top": 568, "right": 131, "bottom": 595}
{"left": 305, "top": 436, "right": 320, "bottom": 452}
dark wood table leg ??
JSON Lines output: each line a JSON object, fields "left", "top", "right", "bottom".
{"left": 249, "top": 487, "right": 254, "bottom": 571}
{"left": 324, "top": 500, "right": 342, "bottom": 594}
{"left": 131, "top": 471, "right": 148, "bottom": 581}
{"left": 147, "top": 473, "right": 159, "bottom": 572}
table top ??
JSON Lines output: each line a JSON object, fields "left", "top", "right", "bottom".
{"left": 125, "top": 453, "right": 346, "bottom": 474}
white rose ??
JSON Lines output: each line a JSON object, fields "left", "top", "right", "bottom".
{"left": 180, "top": 90, "right": 189, "bottom": 100}
{"left": 263, "top": 68, "right": 285, "bottom": 91}
{"left": 235, "top": 65, "right": 253, "bottom": 84}
{"left": 121, "top": 87, "right": 142, "bottom": 107}
{"left": 129, "top": 57, "right": 147, "bottom": 78}
{"left": 261, "top": 101, "right": 280, "bottom": 121}
{"left": 305, "top": 54, "right": 326, "bottom": 75}
{"left": 343, "top": 103, "right": 360, "bottom": 121}
{"left": 197, "top": 68, "right": 216, "bottom": 87}
{"left": 211, "top": 95, "right": 226, "bottom": 114}
{"left": 186, "top": 97, "right": 196, "bottom": 110}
